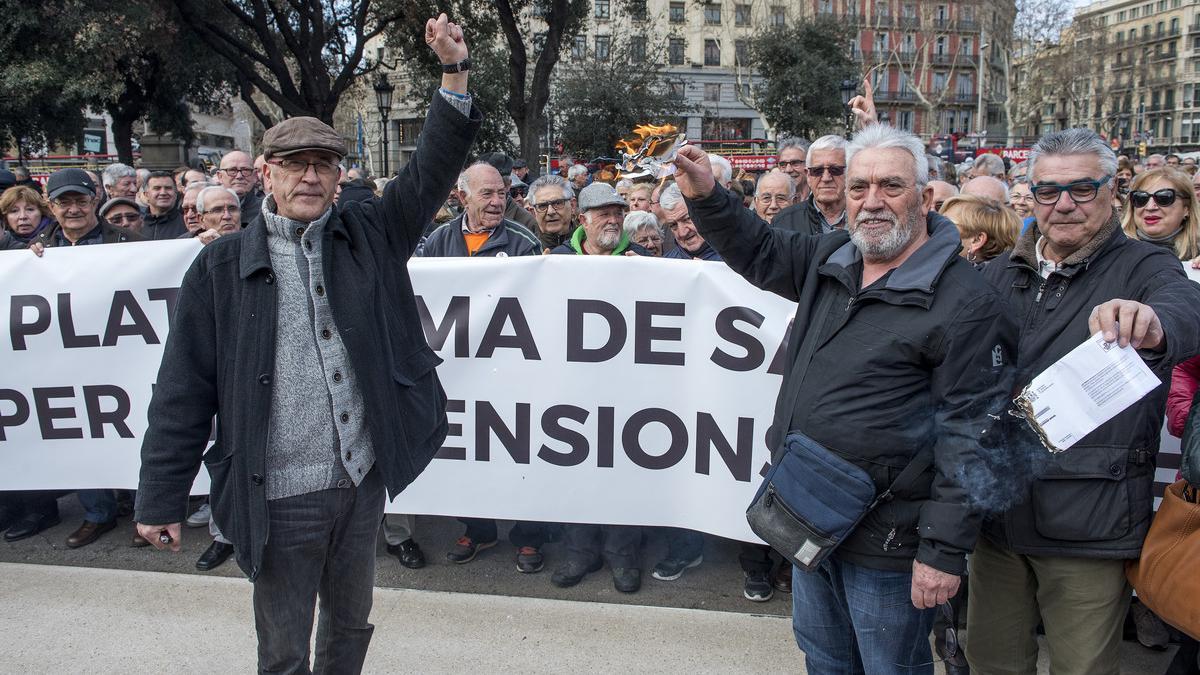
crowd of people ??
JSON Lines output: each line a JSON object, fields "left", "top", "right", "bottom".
{"left": 3, "top": 51, "right": 1200, "bottom": 674}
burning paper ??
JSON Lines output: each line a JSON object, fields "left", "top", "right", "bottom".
{"left": 616, "top": 124, "right": 686, "bottom": 179}
{"left": 1013, "top": 332, "right": 1161, "bottom": 453}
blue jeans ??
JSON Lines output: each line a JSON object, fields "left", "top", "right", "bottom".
{"left": 252, "top": 469, "right": 385, "bottom": 675}
{"left": 77, "top": 489, "right": 116, "bottom": 523}
{"left": 791, "top": 557, "right": 936, "bottom": 675}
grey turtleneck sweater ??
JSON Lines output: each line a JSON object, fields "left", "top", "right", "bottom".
{"left": 261, "top": 197, "right": 375, "bottom": 500}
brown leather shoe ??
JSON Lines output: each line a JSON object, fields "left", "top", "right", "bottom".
{"left": 65, "top": 519, "right": 117, "bottom": 548}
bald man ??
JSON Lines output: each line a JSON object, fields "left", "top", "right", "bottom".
{"left": 960, "top": 176, "right": 1008, "bottom": 205}
{"left": 925, "top": 180, "right": 960, "bottom": 214}
{"left": 218, "top": 150, "right": 263, "bottom": 227}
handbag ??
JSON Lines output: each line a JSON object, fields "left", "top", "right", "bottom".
{"left": 746, "top": 430, "right": 931, "bottom": 572}
{"left": 1126, "top": 479, "right": 1200, "bottom": 640}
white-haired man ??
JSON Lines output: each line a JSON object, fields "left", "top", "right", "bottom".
{"left": 753, "top": 170, "right": 795, "bottom": 224}
{"left": 567, "top": 163, "right": 589, "bottom": 191}
{"left": 708, "top": 154, "right": 733, "bottom": 189}
{"left": 671, "top": 125, "right": 1017, "bottom": 671}
{"left": 528, "top": 174, "right": 578, "bottom": 251}
{"left": 772, "top": 135, "right": 848, "bottom": 235}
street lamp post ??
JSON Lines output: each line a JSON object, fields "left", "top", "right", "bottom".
{"left": 373, "top": 72, "right": 395, "bottom": 177}
{"left": 840, "top": 79, "right": 857, "bottom": 139}
{"left": 978, "top": 34, "right": 989, "bottom": 141}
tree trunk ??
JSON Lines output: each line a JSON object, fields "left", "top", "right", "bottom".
{"left": 110, "top": 111, "right": 136, "bottom": 166}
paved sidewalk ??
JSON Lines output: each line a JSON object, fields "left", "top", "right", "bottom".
{"left": 0, "top": 562, "right": 801, "bottom": 674}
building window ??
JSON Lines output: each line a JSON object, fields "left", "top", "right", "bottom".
{"left": 594, "top": 0, "right": 609, "bottom": 19}
{"left": 961, "top": 36, "right": 973, "bottom": 54}
{"left": 705, "top": 3, "right": 721, "bottom": 25}
{"left": 704, "top": 39, "right": 721, "bottom": 66}
{"left": 735, "top": 39, "right": 749, "bottom": 66}
{"left": 669, "top": 38, "right": 686, "bottom": 64}
{"left": 902, "top": 3, "right": 916, "bottom": 18}
{"left": 702, "top": 117, "right": 751, "bottom": 140}
{"left": 819, "top": 0, "right": 833, "bottom": 14}
{"left": 669, "top": 1, "right": 685, "bottom": 23}
{"left": 572, "top": 35, "right": 587, "bottom": 59}
{"left": 630, "top": 36, "right": 647, "bottom": 63}
{"left": 533, "top": 32, "right": 546, "bottom": 53}
{"left": 935, "top": 36, "right": 947, "bottom": 55}
{"left": 1171, "top": 17, "right": 1179, "bottom": 33}
{"left": 735, "top": 3, "right": 751, "bottom": 25}
{"left": 875, "top": 1, "right": 891, "bottom": 18}
{"left": 898, "top": 110, "right": 913, "bottom": 130}
{"left": 933, "top": 71, "right": 947, "bottom": 91}
{"left": 629, "top": 0, "right": 648, "bottom": 21}
{"left": 961, "top": 5, "right": 974, "bottom": 22}
{"left": 595, "top": 35, "right": 610, "bottom": 60}
{"left": 875, "top": 32, "right": 889, "bottom": 52}
{"left": 669, "top": 81, "right": 687, "bottom": 100}
{"left": 956, "top": 73, "right": 973, "bottom": 96}
{"left": 704, "top": 83, "right": 722, "bottom": 101}
{"left": 770, "top": 5, "right": 786, "bottom": 26}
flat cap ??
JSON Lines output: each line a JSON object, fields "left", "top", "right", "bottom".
{"left": 261, "top": 116, "right": 347, "bottom": 160}
{"left": 99, "top": 197, "right": 139, "bottom": 219}
{"left": 577, "top": 182, "right": 627, "bottom": 212}
{"left": 478, "top": 151, "right": 514, "bottom": 176}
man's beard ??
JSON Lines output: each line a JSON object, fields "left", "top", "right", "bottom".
{"left": 596, "top": 228, "right": 621, "bottom": 248}
{"left": 850, "top": 201, "right": 922, "bottom": 263}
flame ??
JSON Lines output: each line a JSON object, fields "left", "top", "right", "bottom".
{"left": 616, "top": 123, "right": 679, "bottom": 157}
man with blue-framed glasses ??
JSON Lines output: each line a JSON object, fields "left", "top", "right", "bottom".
{"left": 969, "top": 128, "right": 1200, "bottom": 674}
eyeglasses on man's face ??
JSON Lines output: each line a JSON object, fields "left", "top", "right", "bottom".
{"left": 268, "top": 158, "right": 339, "bottom": 178}
{"left": 533, "top": 198, "right": 569, "bottom": 213}
{"left": 1031, "top": 175, "right": 1112, "bottom": 205}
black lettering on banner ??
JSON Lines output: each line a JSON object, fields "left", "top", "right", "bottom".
{"left": 597, "top": 406, "right": 615, "bottom": 468}
{"left": 9, "top": 295, "right": 51, "bottom": 350}
{"left": 622, "top": 408, "right": 688, "bottom": 470}
{"left": 417, "top": 295, "right": 470, "bottom": 356}
{"left": 475, "top": 401, "right": 531, "bottom": 463}
{"left": 57, "top": 293, "right": 100, "bottom": 348}
{"left": 634, "top": 301, "right": 685, "bottom": 366}
{"left": 566, "top": 299, "right": 626, "bottom": 363}
{"left": 33, "top": 386, "right": 83, "bottom": 440}
{"left": 475, "top": 298, "right": 541, "bottom": 360}
{"left": 82, "top": 385, "right": 134, "bottom": 438}
{"left": 0, "top": 389, "right": 31, "bottom": 441}
{"left": 435, "top": 398, "right": 467, "bottom": 460}
{"left": 147, "top": 287, "right": 181, "bottom": 326}
{"left": 537, "top": 405, "right": 590, "bottom": 467}
{"left": 102, "top": 291, "right": 160, "bottom": 346}
{"left": 711, "top": 306, "right": 766, "bottom": 372}
{"left": 695, "top": 413, "right": 754, "bottom": 482}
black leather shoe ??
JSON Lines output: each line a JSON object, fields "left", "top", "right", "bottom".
{"left": 612, "top": 567, "right": 642, "bottom": 593}
{"left": 195, "top": 541, "right": 234, "bottom": 571}
{"left": 4, "top": 510, "right": 62, "bottom": 542}
{"left": 386, "top": 539, "right": 426, "bottom": 569}
{"left": 551, "top": 558, "right": 603, "bottom": 588}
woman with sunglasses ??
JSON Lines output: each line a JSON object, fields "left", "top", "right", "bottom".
{"left": 1121, "top": 168, "right": 1200, "bottom": 261}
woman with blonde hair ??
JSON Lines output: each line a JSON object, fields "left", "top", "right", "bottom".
{"left": 939, "top": 193, "right": 1021, "bottom": 264}
{"left": 0, "top": 185, "right": 54, "bottom": 244}
{"left": 1121, "top": 167, "right": 1200, "bottom": 260}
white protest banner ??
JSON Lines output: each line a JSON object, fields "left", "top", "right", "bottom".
{"left": 0, "top": 244, "right": 794, "bottom": 542}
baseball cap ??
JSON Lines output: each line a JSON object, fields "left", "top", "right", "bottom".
{"left": 46, "top": 168, "right": 97, "bottom": 200}
{"left": 261, "top": 116, "right": 347, "bottom": 159}
{"left": 577, "top": 182, "right": 627, "bottom": 212}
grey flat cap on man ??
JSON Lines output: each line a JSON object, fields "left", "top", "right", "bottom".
{"left": 577, "top": 182, "right": 627, "bottom": 212}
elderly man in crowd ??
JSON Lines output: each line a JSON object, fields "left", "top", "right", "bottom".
{"left": 567, "top": 163, "right": 589, "bottom": 191}
{"left": 28, "top": 169, "right": 145, "bottom": 548}
{"left": 420, "top": 162, "right": 539, "bottom": 259}
{"left": 753, "top": 169, "right": 795, "bottom": 224}
{"left": 99, "top": 197, "right": 144, "bottom": 234}
{"left": 772, "top": 135, "right": 848, "bottom": 235}
{"left": 195, "top": 185, "right": 242, "bottom": 237}
{"left": 179, "top": 181, "right": 210, "bottom": 235}
{"left": 217, "top": 150, "right": 263, "bottom": 227}
{"left": 477, "top": 151, "right": 538, "bottom": 231}
{"left": 673, "top": 124, "right": 1016, "bottom": 671}
{"left": 661, "top": 184, "right": 721, "bottom": 261}
{"left": 102, "top": 163, "right": 138, "bottom": 200}
{"left": 709, "top": 154, "right": 734, "bottom": 190}
{"left": 961, "top": 175, "right": 1009, "bottom": 204}
{"left": 548, "top": 182, "right": 649, "bottom": 591}
{"left": 133, "top": 14, "right": 480, "bottom": 672}
{"left": 776, "top": 138, "right": 811, "bottom": 203}
{"left": 140, "top": 170, "right": 187, "bottom": 239}
{"left": 966, "top": 153, "right": 1007, "bottom": 182}
{"left": 968, "top": 128, "right": 1200, "bottom": 675}
{"left": 926, "top": 180, "right": 959, "bottom": 214}
{"left": 1145, "top": 153, "right": 1166, "bottom": 170}
{"left": 419, "top": 162, "right": 547, "bottom": 573}
{"left": 528, "top": 174, "right": 578, "bottom": 252}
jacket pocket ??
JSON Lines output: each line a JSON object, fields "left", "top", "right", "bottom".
{"left": 202, "top": 447, "right": 237, "bottom": 539}
{"left": 1031, "top": 471, "right": 1131, "bottom": 542}
{"left": 392, "top": 347, "right": 448, "bottom": 444}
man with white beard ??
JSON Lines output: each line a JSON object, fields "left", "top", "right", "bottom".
{"left": 671, "top": 124, "right": 1016, "bottom": 671}
{"left": 548, "top": 182, "right": 651, "bottom": 256}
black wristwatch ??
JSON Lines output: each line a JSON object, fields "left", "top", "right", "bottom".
{"left": 442, "top": 58, "right": 471, "bottom": 74}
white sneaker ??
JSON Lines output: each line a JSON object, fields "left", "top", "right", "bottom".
{"left": 185, "top": 503, "right": 211, "bottom": 528}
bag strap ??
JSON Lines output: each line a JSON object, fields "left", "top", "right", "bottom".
{"left": 872, "top": 449, "right": 934, "bottom": 508}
